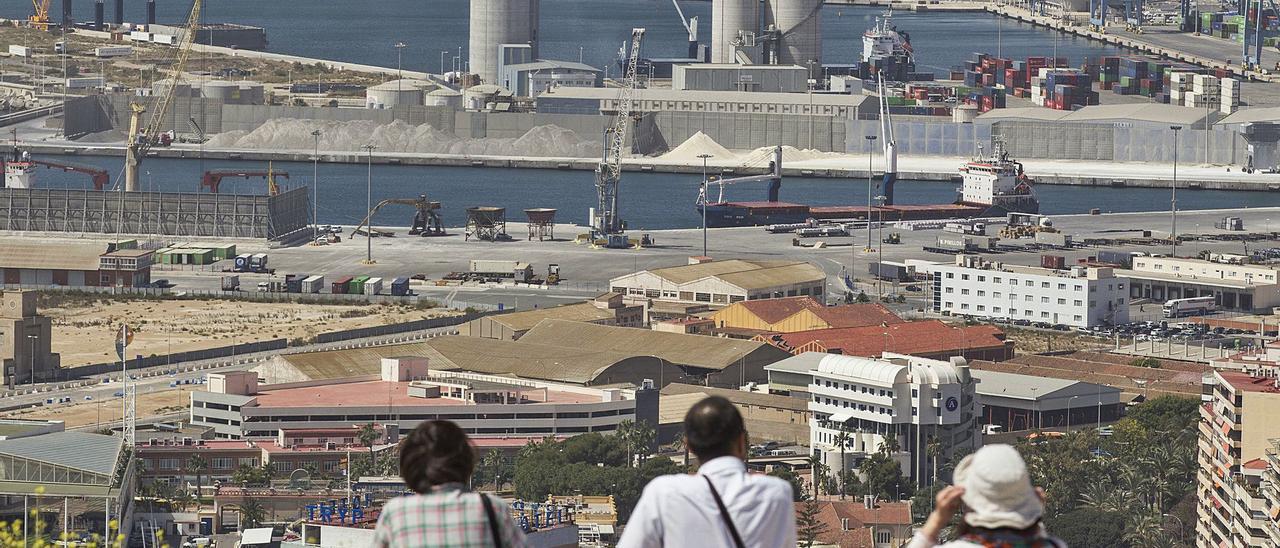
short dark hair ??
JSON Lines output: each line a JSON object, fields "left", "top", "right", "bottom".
{"left": 399, "top": 420, "right": 476, "bottom": 494}
{"left": 684, "top": 396, "right": 746, "bottom": 461}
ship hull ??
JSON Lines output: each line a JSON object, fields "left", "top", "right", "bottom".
{"left": 697, "top": 199, "right": 1040, "bottom": 228}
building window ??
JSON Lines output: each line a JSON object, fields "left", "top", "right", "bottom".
{"left": 1074, "top": 300, "right": 1083, "bottom": 306}
{"left": 946, "top": 273, "right": 954, "bottom": 279}
{"left": 960, "top": 289, "right": 969, "bottom": 295}
{"left": 912, "top": 407, "right": 918, "bottom": 416}
{"left": 876, "top": 531, "right": 892, "bottom": 543}
{"left": 1057, "top": 283, "right": 1066, "bottom": 290}
{"left": 1041, "top": 311, "right": 1050, "bottom": 318}
{"left": 977, "top": 276, "right": 986, "bottom": 282}
{"left": 695, "top": 293, "right": 711, "bottom": 302}
{"left": 912, "top": 388, "right": 918, "bottom": 397}
{"left": 211, "top": 457, "right": 234, "bottom": 470}
{"left": 1025, "top": 281, "right": 1033, "bottom": 287}
{"left": 976, "top": 305, "right": 985, "bottom": 311}
{"left": 1040, "top": 297, "right": 1049, "bottom": 303}
{"left": 977, "top": 290, "right": 986, "bottom": 297}
{"left": 1074, "top": 315, "right": 1083, "bottom": 321}
{"left": 945, "top": 287, "right": 954, "bottom": 294}
{"left": 994, "top": 277, "right": 1002, "bottom": 283}
{"left": 1057, "top": 298, "right": 1066, "bottom": 305}
{"left": 961, "top": 303, "right": 970, "bottom": 310}
{"left": 993, "top": 306, "right": 1001, "bottom": 313}
{"left": 961, "top": 274, "right": 970, "bottom": 281}
{"left": 993, "top": 292, "right": 1001, "bottom": 299}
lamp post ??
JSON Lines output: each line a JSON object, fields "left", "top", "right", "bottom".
{"left": 362, "top": 143, "right": 377, "bottom": 264}
{"left": 311, "top": 130, "right": 321, "bottom": 241}
{"left": 394, "top": 42, "right": 407, "bottom": 93}
{"left": 440, "top": 51, "right": 449, "bottom": 75}
{"left": 865, "top": 135, "right": 878, "bottom": 252}
{"left": 1066, "top": 395, "right": 1079, "bottom": 430}
{"left": 26, "top": 334, "right": 38, "bottom": 386}
{"left": 698, "top": 154, "right": 713, "bottom": 257}
{"left": 1170, "top": 125, "right": 1182, "bottom": 257}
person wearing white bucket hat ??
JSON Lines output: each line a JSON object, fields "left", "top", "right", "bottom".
{"left": 908, "top": 444, "right": 1066, "bottom": 548}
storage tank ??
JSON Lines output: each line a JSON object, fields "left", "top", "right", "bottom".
{"left": 238, "top": 81, "right": 265, "bottom": 104}
{"left": 152, "top": 79, "right": 196, "bottom": 98}
{"left": 425, "top": 88, "right": 464, "bottom": 109}
{"left": 463, "top": 84, "right": 505, "bottom": 110}
{"left": 766, "top": 0, "right": 822, "bottom": 75}
{"left": 200, "top": 80, "right": 239, "bottom": 101}
{"left": 366, "top": 80, "right": 425, "bottom": 109}
{"left": 468, "top": 0, "right": 540, "bottom": 84}
{"left": 712, "top": 0, "right": 759, "bottom": 64}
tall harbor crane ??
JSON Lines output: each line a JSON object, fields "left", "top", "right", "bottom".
{"left": 877, "top": 72, "right": 898, "bottom": 205}
{"left": 124, "top": 0, "right": 202, "bottom": 192}
{"left": 592, "top": 27, "right": 645, "bottom": 239}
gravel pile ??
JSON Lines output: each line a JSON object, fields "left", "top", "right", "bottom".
{"left": 207, "top": 119, "right": 602, "bottom": 157}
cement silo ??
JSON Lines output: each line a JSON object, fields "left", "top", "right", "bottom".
{"left": 712, "top": 0, "right": 759, "bottom": 64}
{"left": 766, "top": 0, "right": 822, "bottom": 76}
{"left": 425, "top": 88, "right": 463, "bottom": 109}
{"left": 468, "top": 0, "right": 539, "bottom": 85}
{"left": 366, "top": 81, "right": 425, "bottom": 109}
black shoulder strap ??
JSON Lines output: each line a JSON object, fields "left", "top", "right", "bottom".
{"left": 479, "top": 493, "right": 505, "bottom": 548}
{"left": 703, "top": 476, "right": 746, "bottom": 548}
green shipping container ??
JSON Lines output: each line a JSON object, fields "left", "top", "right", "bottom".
{"left": 209, "top": 244, "right": 237, "bottom": 260}
{"left": 350, "top": 275, "right": 371, "bottom": 294}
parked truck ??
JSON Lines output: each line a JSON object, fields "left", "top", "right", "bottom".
{"left": 868, "top": 262, "right": 911, "bottom": 282}
{"left": 943, "top": 221, "right": 986, "bottom": 236}
{"left": 469, "top": 260, "right": 534, "bottom": 283}
{"left": 232, "top": 254, "right": 252, "bottom": 272}
{"left": 1034, "top": 231, "right": 1072, "bottom": 248}
{"left": 220, "top": 275, "right": 240, "bottom": 291}
{"left": 284, "top": 274, "right": 307, "bottom": 293}
{"left": 248, "top": 253, "right": 269, "bottom": 273}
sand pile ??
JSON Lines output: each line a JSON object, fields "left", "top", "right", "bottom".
{"left": 75, "top": 129, "right": 127, "bottom": 143}
{"left": 658, "top": 131, "right": 739, "bottom": 162}
{"left": 207, "top": 119, "right": 602, "bottom": 158}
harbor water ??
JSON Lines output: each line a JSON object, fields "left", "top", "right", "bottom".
{"left": 27, "top": 155, "right": 1280, "bottom": 230}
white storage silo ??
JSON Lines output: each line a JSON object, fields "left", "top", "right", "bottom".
{"left": 712, "top": 0, "right": 760, "bottom": 64}
{"left": 468, "top": 0, "right": 540, "bottom": 85}
{"left": 200, "top": 80, "right": 238, "bottom": 101}
{"left": 766, "top": 0, "right": 822, "bottom": 75}
{"left": 366, "top": 81, "right": 425, "bottom": 109}
{"left": 425, "top": 88, "right": 464, "bottom": 109}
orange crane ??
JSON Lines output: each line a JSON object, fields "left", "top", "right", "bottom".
{"left": 200, "top": 163, "right": 289, "bottom": 194}
{"left": 30, "top": 0, "right": 50, "bottom": 30}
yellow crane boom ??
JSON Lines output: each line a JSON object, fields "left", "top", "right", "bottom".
{"left": 124, "top": 0, "right": 202, "bottom": 191}
{"left": 29, "top": 0, "right": 50, "bottom": 30}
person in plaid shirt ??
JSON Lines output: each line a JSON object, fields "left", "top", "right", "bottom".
{"left": 374, "top": 421, "right": 527, "bottom": 547}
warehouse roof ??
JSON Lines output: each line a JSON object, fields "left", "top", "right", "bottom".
{"left": 1217, "top": 106, "right": 1280, "bottom": 125}
{"left": 0, "top": 431, "right": 122, "bottom": 476}
{"left": 658, "top": 392, "right": 709, "bottom": 424}
{"left": 728, "top": 297, "right": 903, "bottom": 328}
{"left": 483, "top": 302, "right": 619, "bottom": 332}
{"left": 978, "top": 104, "right": 1211, "bottom": 125}
{"left": 970, "top": 369, "right": 1086, "bottom": 400}
{"left": 540, "top": 86, "right": 865, "bottom": 108}
{"left": 636, "top": 259, "right": 826, "bottom": 290}
{"left": 661, "top": 382, "right": 809, "bottom": 413}
{"left": 976, "top": 107, "right": 1070, "bottom": 122}
{"left": 504, "top": 59, "right": 601, "bottom": 73}
{"left": 519, "top": 319, "right": 787, "bottom": 370}
{"left": 0, "top": 240, "right": 105, "bottom": 271}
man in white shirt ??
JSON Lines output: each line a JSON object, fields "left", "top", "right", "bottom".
{"left": 619, "top": 396, "right": 797, "bottom": 548}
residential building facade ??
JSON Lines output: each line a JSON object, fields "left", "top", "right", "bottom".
{"left": 1196, "top": 369, "right": 1280, "bottom": 547}
{"left": 923, "top": 255, "right": 1129, "bottom": 328}
{"left": 798, "top": 353, "right": 981, "bottom": 483}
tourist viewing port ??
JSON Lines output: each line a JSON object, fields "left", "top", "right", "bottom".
{"left": 2, "top": 0, "right": 1280, "bottom": 545}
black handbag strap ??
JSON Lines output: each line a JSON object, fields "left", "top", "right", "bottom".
{"left": 703, "top": 476, "right": 746, "bottom": 548}
{"left": 479, "top": 493, "right": 504, "bottom": 548}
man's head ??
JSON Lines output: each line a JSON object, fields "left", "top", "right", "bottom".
{"left": 683, "top": 396, "right": 747, "bottom": 462}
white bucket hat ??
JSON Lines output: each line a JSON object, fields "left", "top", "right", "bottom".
{"left": 953, "top": 444, "right": 1043, "bottom": 530}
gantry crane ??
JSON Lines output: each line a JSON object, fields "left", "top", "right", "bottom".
{"left": 124, "top": 0, "right": 202, "bottom": 192}
{"left": 29, "top": 0, "right": 50, "bottom": 30}
{"left": 592, "top": 28, "right": 645, "bottom": 239}
{"left": 350, "top": 195, "right": 445, "bottom": 238}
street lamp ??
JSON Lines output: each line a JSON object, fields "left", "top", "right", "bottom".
{"left": 362, "top": 143, "right": 377, "bottom": 264}
{"left": 26, "top": 334, "right": 37, "bottom": 386}
{"left": 394, "top": 42, "right": 407, "bottom": 93}
{"left": 864, "top": 135, "right": 878, "bottom": 252}
{"left": 698, "top": 153, "right": 713, "bottom": 258}
{"left": 440, "top": 51, "right": 449, "bottom": 75}
{"left": 1170, "top": 125, "right": 1182, "bottom": 257}
{"left": 1067, "top": 395, "right": 1079, "bottom": 430}
{"left": 311, "top": 130, "right": 322, "bottom": 241}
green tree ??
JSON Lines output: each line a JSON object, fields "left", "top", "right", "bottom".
{"left": 356, "top": 423, "right": 380, "bottom": 467}
{"left": 616, "top": 420, "right": 656, "bottom": 467}
{"left": 768, "top": 466, "right": 804, "bottom": 502}
{"left": 859, "top": 452, "right": 910, "bottom": 500}
{"left": 232, "top": 464, "right": 271, "bottom": 487}
{"left": 807, "top": 454, "right": 828, "bottom": 499}
{"left": 186, "top": 454, "right": 208, "bottom": 501}
{"left": 796, "top": 497, "right": 828, "bottom": 548}
{"left": 1126, "top": 395, "right": 1198, "bottom": 434}
{"left": 479, "top": 449, "right": 508, "bottom": 491}
{"left": 1048, "top": 507, "right": 1130, "bottom": 548}
{"left": 855, "top": 292, "right": 870, "bottom": 303}
{"left": 879, "top": 432, "right": 901, "bottom": 456}
{"left": 511, "top": 433, "right": 680, "bottom": 522}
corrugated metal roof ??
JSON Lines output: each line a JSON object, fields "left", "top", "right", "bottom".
{"left": 658, "top": 392, "right": 709, "bottom": 424}
{"left": 519, "top": 319, "right": 780, "bottom": 370}
{"left": 1218, "top": 106, "right": 1280, "bottom": 125}
{"left": 0, "top": 240, "right": 105, "bottom": 271}
{"left": 661, "top": 382, "right": 808, "bottom": 412}
{"left": 976, "top": 107, "right": 1070, "bottom": 122}
{"left": 0, "top": 431, "right": 121, "bottom": 476}
{"left": 970, "top": 369, "right": 1084, "bottom": 400}
{"left": 504, "top": 59, "right": 601, "bottom": 72}
{"left": 1059, "top": 103, "right": 1209, "bottom": 125}
{"left": 646, "top": 259, "right": 825, "bottom": 290}
{"left": 486, "top": 302, "right": 617, "bottom": 332}
{"left": 763, "top": 352, "right": 829, "bottom": 374}
{"left": 540, "top": 86, "right": 866, "bottom": 108}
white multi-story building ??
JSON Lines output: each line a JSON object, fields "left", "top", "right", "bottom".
{"left": 921, "top": 255, "right": 1129, "bottom": 328}
{"left": 1119, "top": 255, "right": 1280, "bottom": 312}
{"left": 799, "top": 352, "right": 980, "bottom": 484}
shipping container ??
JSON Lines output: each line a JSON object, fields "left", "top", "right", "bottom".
{"left": 868, "top": 262, "right": 911, "bottom": 281}
{"left": 1040, "top": 255, "right": 1066, "bottom": 270}
{"left": 151, "top": 34, "right": 178, "bottom": 46}
{"left": 285, "top": 274, "right": 307, "bottom": 293}
{"left": 1034, "top": 231, "right": 1072, "bottom": 247}
{"left": 7, "top": 45, "right": 31, "bottom": 58}
{"left": 364, "top": 277, "right": 384, "bottom": 296}
{"left": 331, "top": 276, "right": 353, "bottom": 294}
{"left": 248, "top": 253, "right": 269, "bottom": 273}
{"left": 1096, "top": 250, "right": 1133, "bottom": 267}
{"left": 301, "top": 275, "right": 324, "bottom": 294}
{"left": 233, "top": 254, "right": 252, "bottom": 272}
{"left": 220, "top": 275, "right": 240, "bottom": 291}
{"left": 390, "top": 277, "right": 410, "bottom": 297}
{"left": 350, "top": 275, "right": 370, "bottom": 294}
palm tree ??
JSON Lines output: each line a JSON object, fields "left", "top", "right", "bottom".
{"left": 834, "top": 428, "right": 851, "bottom": 501}
{"left": 481, "top": 449, "right": 504, "bottom": 491}
{"left": 879, "top": 432, "right": 901, "bottom": 456}
{"left": 356, "top": 423, "right": 380, "bottom": 467}
{"left": 808, "top": 454, "right": 827, "bottom": 499}
{"left": 617, "top": 420, "right": 636, "bottom": 467}
{"left": 237, "top": 497, "right": 267, "bottom": 530}
{"left": 186, "top": 454, "right": 208, "bottom": 502}
{"left": 926, "top": 435, "right": 942, "bottom": 487}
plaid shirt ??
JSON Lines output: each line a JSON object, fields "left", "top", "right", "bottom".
{"left": 373, "top": 484, "right": 528, "bottom": 548}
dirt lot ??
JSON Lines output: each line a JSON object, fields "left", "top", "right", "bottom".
{"left": 4, "top": 386, "right": 192, "bottom": 430}
{"left": 39, "top": 294, "right": 459, "bottom": 367}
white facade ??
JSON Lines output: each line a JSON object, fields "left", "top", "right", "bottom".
{"left": 1132, "top": 256, "right": 1280, "bottom": 285}
{"left": 924, "top": 256, "right": 1129, "bottom": 328}
{"left": 608, "top": 259, "right": 826, "bottom": 306}
{"left": 806, "top": 353, "right": 980, "bottom": 483}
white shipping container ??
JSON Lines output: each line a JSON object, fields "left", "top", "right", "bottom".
{"left": 364, "top": 277, "right": 383, "bottom": 295}
{"left": 94, "top": 46, "right": 133, "bottom": 58}
{"left": 469, "top": 259, "right": 521, "bottom": 274}
{"left": 7, "top": 45, "right": 31, "bottom": 58}
{"left": 128, "top": 31, "right": 151, "bottom": 42}
{"left": 301, "top": 275, "right": 324, "bottom": 293}
{"left": 65, "top": 77, "right": 104, "bottom": 89}
{"left": 151, "top": 34, "right": 178, "bottom": 46}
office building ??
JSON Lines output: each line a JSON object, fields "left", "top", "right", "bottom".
{"left": 769, "top": 352, "right": 980, "bottom": 483}
{"left": 922, "top": 255, "right": 1129, "bottom": 328}
{"left": 1117, "top": 255, "right": 1280, "bottom": 312}
{"left": 497, "top": 59, "right": 601, "bottom": 98}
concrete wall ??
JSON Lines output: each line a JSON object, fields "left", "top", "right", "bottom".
{"left": 847, "top": 117, "right": 988, "bottom": 157}
{"left": 992, "top": 120, "right": 1245, "bottom": 164}
{"left": 105, "top": 94, "right": 226, "bottom": 136}
{"left": 63, "top": 95, "right": 115, "bottom": 138}
{"left": 452, "top": 111, "right": 610, "bottom": 140}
